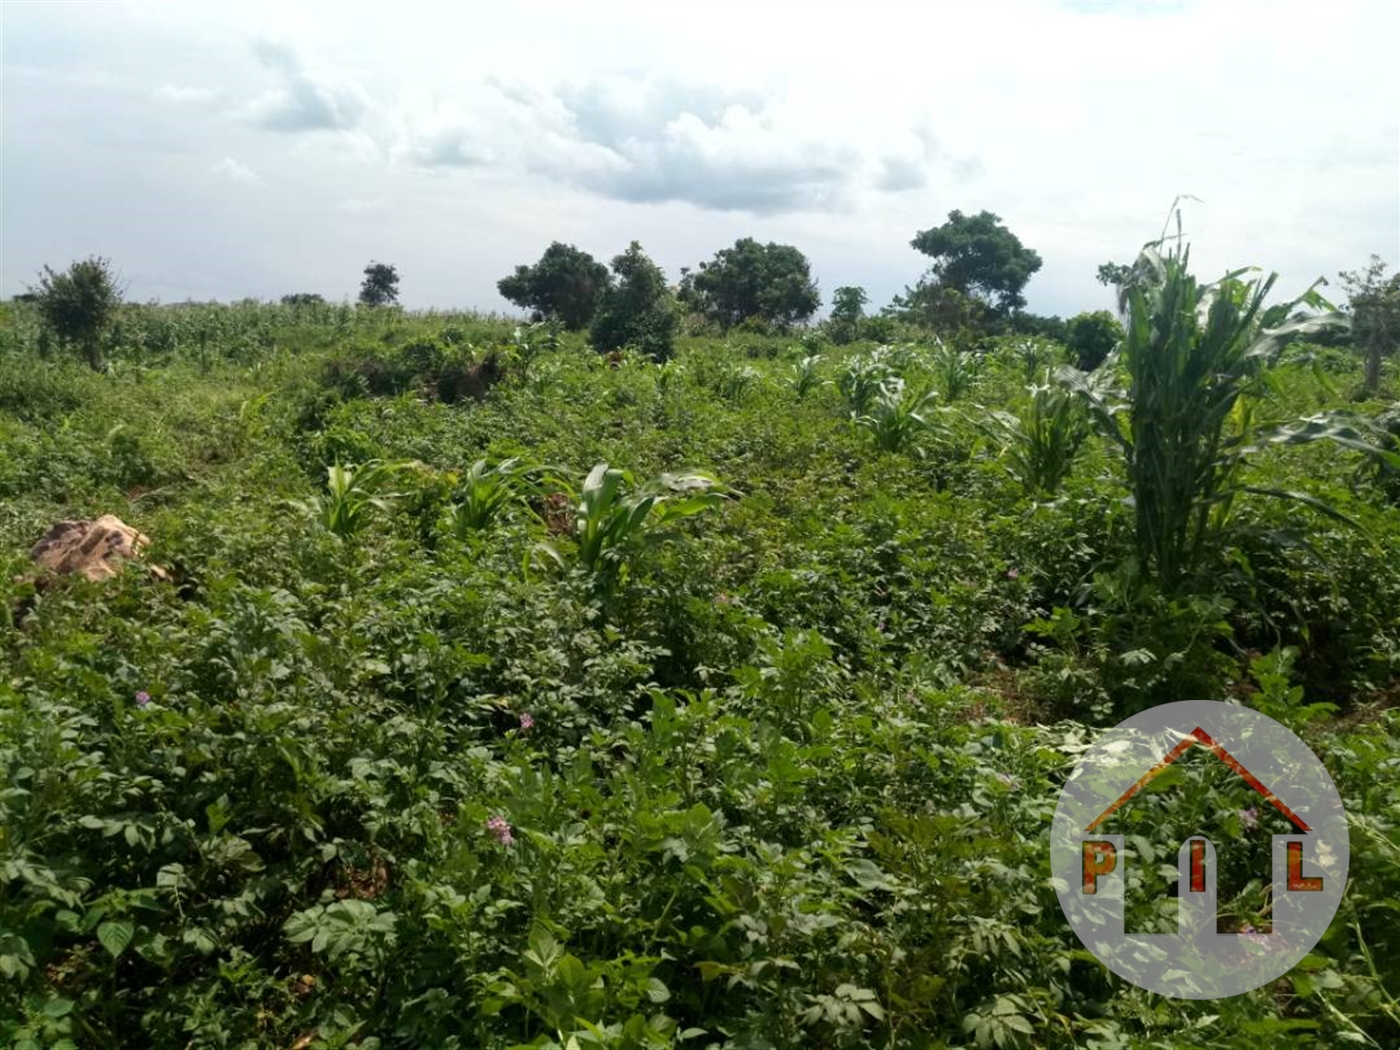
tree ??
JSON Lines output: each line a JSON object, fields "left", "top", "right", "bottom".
{"left": 497, "top": 242, "right": 610, "bottom": 330}
{"left": 1338, "top": 255, "right": 1400, "bottom": 394}
{"left": 1095, "top": 260, "right": 1134, "bottom": 315}
{"left": 358, "top": 262, "right": 400, "bottom": 307}
{"left": 910, "top": 210, "right": 1042, "bottom": 313}
{"left": 887, "top": 280, "right": 989, "bottom": 334}
{"left": 281, "top": 292, "right": 326, "bottom": 307}
{"left": 30, "top": 256, "right": 122, "bottom": 370}
{"left": 679, "top": 238, "right": 821, "bottom": 331}
{"left": 828, "top": 286, "right": 868, "bottom": 345}
{"left": 1065, "top": 310, "right": 1123, "bottom": 371}
{"left": 589, "top": 242, "right": 678, "bottom": 362}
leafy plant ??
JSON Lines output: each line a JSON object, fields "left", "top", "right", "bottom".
{"left": 295, "top": 459, "right": 414, "bottom": 537}
{"left": 980, "top": 375, "right": 1089, "bottom": 495}
{"left": 930, "top": 338, "right": 983, "bottom": 401}
{"left": 443, "top": 457, "right": 546, "bottom": 538}
{"left": 855, "top": 377, "right": 938, "bottom": 453}
{"left": 540, "top": 463, "right": 729, "bottom": 590}
{"left": 1061, "top": 221, "right": 1388, "bottom": 591}
{"left": 835, "top": 349, "right": 894, "bottom": 414}
{"left": 788, "top": 354, "right": 823, "bottom": 400}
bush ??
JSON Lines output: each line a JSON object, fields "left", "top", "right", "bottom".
{"left": 1064, "top": 310, "right": 1122, "bottom": 371}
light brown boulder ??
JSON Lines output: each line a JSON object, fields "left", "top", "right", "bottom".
{"left": 29, "top": 515, "right": 169, "bottom": 582}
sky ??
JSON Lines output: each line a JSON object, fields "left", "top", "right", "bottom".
{"left": 2, "top": 0, "right": 1397, "bottom": 318}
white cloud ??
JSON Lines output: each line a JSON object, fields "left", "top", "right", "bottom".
{"left": 210, "top": 156, "right": 263, "bottom": 185}
{"left": 241, "top": 38, "right": 367, "bottom": 133}
{"left": 153, "top": 83, "right": 217, "bottom": 105}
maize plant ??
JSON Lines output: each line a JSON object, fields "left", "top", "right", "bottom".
{"left": 930, "top": 339, "right": 983, "bottom": 401}
{"left": 534, "top": 463, "right": 729, "bottom": 589}
{"left": 980, "top": 374, "right": 1089, "bottom": 495}
{"left": 443, "top": 457, "right": 547, "bottom": 538}
{"left": 855, "top": 378, "right": 938, "bottom": 453}
{"left": 835, "top": 350, "right": 894, "bottom": 414}
{"left": 296, "top": 460, "right": 414, "bottom": 538}
{"left": 788, "top": 355, "right": 823, "bottom": 400}
{"left": 1061, "top": 226, "right": 1392, "bottom": 591}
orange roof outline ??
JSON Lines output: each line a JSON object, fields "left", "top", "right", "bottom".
{"left": 1084, "top": 726, "right": 1311, "bottom": 834}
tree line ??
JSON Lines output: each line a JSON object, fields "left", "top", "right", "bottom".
{"left": 17, "top": 211, "right": 1400, "bottom": 383}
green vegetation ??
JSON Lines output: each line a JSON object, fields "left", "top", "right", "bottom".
{"left": 678, "top": 238, "right": 821, "bottom": 333}
{"left": 589, "top": 242, "right": 678, "bottom": 363}
{"left": 2, "top": 229, "right": 1400, "bottom": 1048}
{"left": 498, "top": 244, "right": 611, "bottom": 331}
{"left": 359, "top": 262, "right": 401, "bottom": 308}
{"left": 30, "top": 256, "right": 122, "bottom": 371}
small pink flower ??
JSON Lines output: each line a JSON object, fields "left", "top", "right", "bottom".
{"left": 1239, "top": 807, "right": 1259, "bottom": 830}
{"left": 519, "top": 712, "right": 535, "bottom": 730}
{"left": 1006, "top": 568, "right": 1019, "bottom": 579}
{"left": 715, "top": 592, "right": 733, "bottom": 606}
{"left": 135, "top": 690, "right": 151, "bottom": 707}
{"left": 486, "top": 816, "right": 514, "bottom": 845}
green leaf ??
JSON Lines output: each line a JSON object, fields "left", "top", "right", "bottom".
{"left": 97, "top": 920, "right": 134, "bottom": 959}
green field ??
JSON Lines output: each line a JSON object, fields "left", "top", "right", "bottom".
{"left": 2, "top": 287, "right": 1399, "bottom": 1048}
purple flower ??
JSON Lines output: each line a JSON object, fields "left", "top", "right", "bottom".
{"left": 1239, "top": 807, "right": 1259, "bottom": 830}
{"left": 135, "top": 690, "right": 151, "bottom": 708}
{"left": 486, "top": 816, "right": 514, "bottom": 845}
{"left": 519, "top": 712, "right": 535, "bottom": 731}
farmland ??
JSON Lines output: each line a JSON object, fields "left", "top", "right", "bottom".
{"left": 2, "top": 255, "right": 1400, "bottom": 1048}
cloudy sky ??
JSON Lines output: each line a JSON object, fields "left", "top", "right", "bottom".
{"left": 3, "top": 1, "right": 1397, "bottom": 316}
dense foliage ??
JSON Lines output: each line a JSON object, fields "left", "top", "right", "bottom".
{"left": 678, "top": 239, "right": 821, "bottom": 333}
{"left": 910, "top": 211, "right": 1043, "bottom": 314}
{"left": 29, "top": 257, "right": 122, "bottom": 371}
{"left": 2, "top": 256, "right": 1399, "bottom": 1048}
{"left": 589, "top": 243, "right": 678, "bottom": 363}
{"left": 359, "top": 264, "right": 401, "bottom": 309}
{"left": 498, "top": 244, "right": 611, "bottom": 331}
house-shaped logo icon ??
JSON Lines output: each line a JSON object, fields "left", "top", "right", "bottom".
{"left": 1051, "top": 701, "right": 1348, "bottom": 1000}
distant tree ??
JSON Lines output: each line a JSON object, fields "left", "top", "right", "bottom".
{"left": 358, "top": 262, "right": 400, "bottom": 307}
{"left": 1007, "top": 311, "right": 1068, "bottom": 343}
{"left": 30, "top": 256, "right": 122, "bottom": 370}
{"left": 1065, "top": 310, "right": 1123, "bottom": 371}
{"left": 590, "top": 242, "right": 678, "bottom": 362}
{"left": 887, "top": 281, "right": 989, "bottom": 334}
{"left": 1095, "top": 260, "right": 1133, "bottom": 314}
{"left": 497, "top": 242, "right": 610, "bottom": 330}
{"left": 828, "top": 286, "right": 868, "bottom": 344}
{"left": 1339, "top": 256, "right": 1400, "bottom": 393}
{"left": 679, "top": 238, "right": 821, "bottom": 331}
{"left": 910, "top": 210, "right": 1042, "bottom": 313}
{"left": 281, "top": 292, "right": 326, "bottom": 307}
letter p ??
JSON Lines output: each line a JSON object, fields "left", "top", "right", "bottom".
{"left": 1082, "top": 841, "right": 1117, "bottom": 894}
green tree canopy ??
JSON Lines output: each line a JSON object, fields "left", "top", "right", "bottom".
{"left": 1339, "top": 255, "right": 1400, "bottom": 393}
{"left": 828, "top": 286, "right": 868, "bottom": 344}
{"left": 590, "top": 242, "right": 678, "bottom": 362}
{"left": 1065, "top": 310, "right": 1123, "bottom": 371}
{"left": 358, "top": 262, "right": 400, "bottom": 307}
{"left": 30, "top": 256, "right": 122, "bottom": 370}
{"left": 680, "top": 238, "right": 821, "bottom": 331}
{"left": 910, "top": 210, "right": 1042, "bottom": 312}
{"left": 497, "top": 242, "right": 610, "bottom": 330}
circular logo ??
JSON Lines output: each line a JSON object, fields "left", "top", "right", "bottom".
{"left": 1051, "top": 701, "right": 1348, "bottom": 999}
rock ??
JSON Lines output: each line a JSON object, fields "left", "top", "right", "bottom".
{"left": 29, "top": 515, "right": 170, "bottom": 582}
